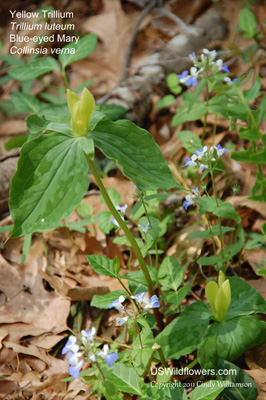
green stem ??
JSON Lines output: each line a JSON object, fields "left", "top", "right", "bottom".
{"left": 157, "top": 346, "right": 167, "bottom": 368}
{"left": 185, "top": 357, "right": 198, "bottom": 370}
{"left": 117, "top": 276, "right": 140, "bottom": 313}
{"left": 135, "top": 319, "right": 143, "bottom": 349}
{"left": 212, "top": 114, "right": 217, "bottom": 146}
{"left": 85, "top": 154, "right": 164, "bottom": 330}
{"left": 210, "top": 167, "right": 225, "bottom": 272}
{"left": 61, "top": 68, "right": 70, "bottom": 89}
{"left": 95, "top": 361, "right": 105, "bottom": 380}
{"left": 202, "top": 80, "right": 210, "bottom": 142}
{"left": 205, "top": 213, "right": 216, "bottom": 254}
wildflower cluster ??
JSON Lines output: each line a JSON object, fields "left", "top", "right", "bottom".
{"left": 183, "top": 144, "right": 228, "bottom": 173}
{"left": 62, "top": 328, "right": 118, "bottom": 378}
{"left": 108, "top": 292, "right": 160, "bottom": 326}
{"left": 177, "top": 48, "right": 235, "bottom": 87}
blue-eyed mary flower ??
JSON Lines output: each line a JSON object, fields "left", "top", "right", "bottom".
{"left": 116, "top": 204, "right": 128, "bottom": 214}
{"left": 108, "top": 295, "right": 125, "bottom": 311}
{"left": 138, "top": 223, "right": 151, "bottom": 234}
{"left": 116, "top": 316, "right": 129, "bottom": 326}
{"left": 62, "top": 335, "right": 79, "bottom": 355}
{"left": 143, "top": 295, "right": 160, "bottom": 310}
{"left": 183, "top": 155, "right": 198, "bottom": 167}
{"left": 67, "top": 351, "right": 84, "bottom": 379}
{"left": 81, "top": 327, "right": 96, "bottom": 345}
{"left": 131, "top": 292, "right": 160, "bottom": 310}
{"left": 98, "top": 344, "right": 119, "bottom": 367}
{"left": 183, "top": 187, "right": 201, "bottom": 210}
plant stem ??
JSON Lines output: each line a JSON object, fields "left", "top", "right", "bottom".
{"left": 61, "top": 68, "right": 70, "bottom": 89}
{"left": 202, "top": 81, "right": 210, "bottom": 142}
{"left": 135, "top": 319, "right": 143, "bottom": 349}
{"left": 85, "top": 154, "right": 164, "bottom": 330}
{"left": 95, "top": 361, "right": 105, "bottom": 380}
{"left": 157, "top": 346, "right": 168, "bottom": 368}
{"left": 210, "top": 168, "right": 225, "bottom": 272}
{"left": 205, "top": 213, "right": 216, "bottom": 254}
{"left": 185, "top": 357, "right": 198, "bottom": 370}
{"left": 117, "top": 276, "right": 140, "bottom": 312}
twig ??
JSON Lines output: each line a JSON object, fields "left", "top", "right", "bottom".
{"left": 153, "top": 7, "right": 198, "bottom": 36}
{"left": 121, "top": 0, "right": 157, "bottom": 82}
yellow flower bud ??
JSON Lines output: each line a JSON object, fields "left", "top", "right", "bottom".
{"left": 67, "top": 88, "right": 95, "bottom": 137}
{"left": 205, "top": 276, "right": 231, "bottom": 321}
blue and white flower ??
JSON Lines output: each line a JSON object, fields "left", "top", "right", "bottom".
{"left": 81, "top": 327, "right": 96, "bottom": 345}
{"left": 116, "top": 204, "right": 128, "bottom": 214}
{"left": 98, "top": 344, "right": 119, "bottom": 367}
{"left": 61, "top": 336, "right": 79, "bottom": 355}
{"left": 67, "top": 351, "right": 84, "bottom": 379}
{"left": 192, "top": 146, "right": 208, "bottom": 160}
{"left": 116, "top": 316, "right": 129, "bottom": 326}
{"left": 108, "top": 295, "right": 125, "bottom": 311}
{"left": 183, "top": 155, "right": 198, "bottom": 167}
{"left": 216, "top": 144, "right": 228, "bottom": 157}
{"left": 177, "top": 70, "right": 190, "bottom": 84}
{"left": 200, "top": 164, "right": 208, "bottom": 173}
{"left": 131, "top": 292, "right": 147, "bottom": 305}
{"left": 183, "top": 194, "right": 195, "bottom": 210}
{"left": 142, "top": 295, "right": 160, "bottom": 310}
{"left": 138, "top": 223, "right": 151, "bottom": 234}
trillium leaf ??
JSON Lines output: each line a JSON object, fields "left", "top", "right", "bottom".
{"left": 91, "top": 119, "right": 180, "bottom": 191}
{"left": 156, "top": 301, "right": 211, "bottom": 359}
{"left": 198, "top": 315, "right": 266, "bottom": 370}
{"left": 9, "top": 133, "right": 89, "bottom": 237}
{"left": 189, "top": 380, "right": 229, "bottom": 400}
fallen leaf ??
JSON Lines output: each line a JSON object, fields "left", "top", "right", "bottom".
{"left": 0, "top": 328, "right": 8, "bottom": 349}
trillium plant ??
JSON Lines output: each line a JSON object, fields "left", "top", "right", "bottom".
{"left": 7, "top": 37, "right": 266, "bottom": 399}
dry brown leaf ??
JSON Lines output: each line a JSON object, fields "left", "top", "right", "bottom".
{"left": 0, "top": 328, "right": 8, "bottom": 349}
{"left": 82, "top": 0, "right": 138, "bottom": 80}
{"left": 245, "top": 279, "right": 266, "bottom": 299}
{"left": 245, "top": 369, "right": 266, "bottom": 399}
{"left": 243, "top": 248, "right": 266, "bottom": 275}
{"left": 0, "top": 241, "right": 70, "bottom": 332}
{"left": 4, "top": 341, "right": 52, "bottom": 364}
{"left": 228, "top": 196, "right": 266, "bottom": 219}
{"left": 0, "top": 120, "right": 27, "bottom": 137}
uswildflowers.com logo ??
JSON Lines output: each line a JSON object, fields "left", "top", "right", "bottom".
{"left": 150, "top": 367, "right": 237, "bottom": 376}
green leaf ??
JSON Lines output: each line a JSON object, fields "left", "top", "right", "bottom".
{"left": 190, "top": 380, "right": 229, "bottom": 400}
{"left": 176, "top": 130, "right": 202, "bottom": 153}
{"left": 213, "top": 202, "right": 241, "bottom": 223}
{"left": 197, "top": 197, "right": 217, "bottom": 213}
{"left": 156, "top": 301, "right": 211, "bottom": 359}
{"left": 21, "top": 234, "right": 32, "bottom": 264}
{"left": 91, "top": 118, "right": 179, "bottom": 191}
{"left": 9, "top": 133, "right": 89, "bottom": 237}
{"left": 231, "top": 147, "right": 266, "bottom": 164}
{"left": 12, "top": 92, "right": 41, "bottom": 113}
{"left": 172, "top": 102, "right": 207, "bottom": 126}
{"left": 143, "top": 383, "right": 187, "bottom": 400}
{"left": 109, "top": 363, "right": 142, "bottom": 395}
{"left": 26, "top": 115, "right": 48, "bottom": 134}
{"left": 102, "top": 380, "right": 124, "bottom": 400}
{"left": 189, "top": 226, "right": 235, "bottom": 239}
{"left": 217, "top": 359, "right": 257, "bottom": 400}
{"left": 243, "top": 76, "right": 261, "bottom": 101}
{"left": 94, "top": 211, "right": 114, "bottom": 234}
{"left": 238, "top": 126, "right": 260, "bottom": 141}
{"left": 197, "top": 242, "right": 244, "bottom": 266}
{"left": 227, "top": 276, "right": 266, "bottom": 317}
{"left": 4, "top": 134, "right": 28, "bottom": 151}
{"left": 158, "top": 256, "right": 184, "bottom": 291}
{"left": 100, "top": 188, "right": 120, "bottom": 207}
{"left": 91, "top": 290, "right": 126, "bottom": 309}
{"left": 156, "top": 95, "right": 176, "bottom": 108}
{"left": 198, "top": 315, "right": 266, "bottom": 370}
{"left": 131, "top": 326, "right": 154, "bottom": 375}
{"left": 98, "top": 104, "right": 127, "bottom": 121}
{"left": 76, "top": 201, "right": 93, "bottom": 218}
{"left": 9, "top": 57, "right": 59, "bottom": 80}
{"left": 59, "top": 33, "right": 97, "bottom": 69}
{"left": 164, "top": 286, "right": 190, "bottom": 304}
{"left": 86, "top": 255, "right": 120, "bottom": 278}
{"left": 0, "top": 54, "right": 25, "bottom": 67}
{"left": 238, "top": 8, "right": 257, "bottom": 38}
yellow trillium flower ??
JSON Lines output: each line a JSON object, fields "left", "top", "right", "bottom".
{"left": 67, "top": 88, "right": 95, "bottom": 137}
{"left": 205, "top": 271, "right": 231, "bottom": 321}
